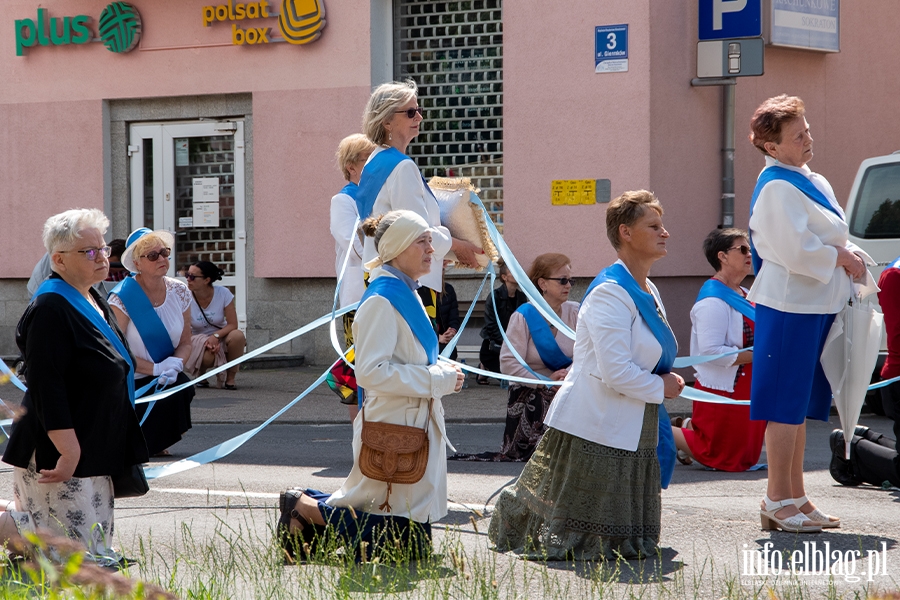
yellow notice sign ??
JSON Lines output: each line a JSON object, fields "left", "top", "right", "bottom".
{"left": 551, "top": 180, "right": 597, "bottom": 205}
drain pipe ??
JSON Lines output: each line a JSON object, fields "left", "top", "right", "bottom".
{"left": 691, "top": 77, "right": 737, "bottom": 227}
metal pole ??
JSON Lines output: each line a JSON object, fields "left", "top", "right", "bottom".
{"left": 721, "top": 83, "right": 736, "bottom": 228}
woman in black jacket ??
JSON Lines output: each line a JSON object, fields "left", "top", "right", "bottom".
{"left": 477, "top": 261, "right": 527, "bottom": 382}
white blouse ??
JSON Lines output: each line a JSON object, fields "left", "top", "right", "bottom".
{"left": 690, "top": 291, "right": 748, "bottom": 392}
{"left": 499, "top": 301, "right": 579, "bottom": 387}
{"left": 190, "top": 286, "right": 235, "bottom": 336}
{"left": 109, "top": 277, "right": 191, "bottom": 363}
{"left": 360, "top": 147, "right": 453, "bottom": 293}
{"left": 330, "top": 190, "right": 365, "bottom": 308}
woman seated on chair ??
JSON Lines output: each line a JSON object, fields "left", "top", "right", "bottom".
{"left": 185, "top": 261, "right": 246, "bottom": 390}
{"left": 109, "top": 228, "right": 195, "bottom": 457}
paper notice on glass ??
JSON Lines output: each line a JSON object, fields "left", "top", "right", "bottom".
{"left": 175, "top": 139, "right": 190, "bottom": 166}
{"left": 192, "top": 177, "right": 220, "bottom": 203}
{"left": 193, "top": 202, "right": 219, "bottom": 227}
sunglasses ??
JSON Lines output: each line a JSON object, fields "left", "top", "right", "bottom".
{"left": 185, "top": 273, "right": 205, "bottom": 281}
{"left": 394, "top": 106, "right": 424, "bottom": 119}
{"left": 140, "top": 247, "right": 171, "bottom": 261}
{"left": 58, "top": 246, "right": 112, "bottom": 261}
{"left": 545, "top": 277, "right": 576, "bottom": 286}
{"left": 728, "top": 245, "right": 751, "bottom": 255}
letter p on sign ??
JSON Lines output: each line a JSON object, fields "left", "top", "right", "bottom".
{"left": 714, "top": 0, "right": 747, "bottom": 30}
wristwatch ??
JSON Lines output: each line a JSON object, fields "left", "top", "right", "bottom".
{"left": 213, "top": 333, "right": 220, "bottom": 339}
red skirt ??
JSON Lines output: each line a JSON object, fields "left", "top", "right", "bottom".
{"left": 683, "top": 365, "right": 767, "bottom": 472}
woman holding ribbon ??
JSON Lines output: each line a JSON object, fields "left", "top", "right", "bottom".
{"left": 2, "top": 209, "right": 148, "bottom": 560}
{"left": 185, "top": 261, "right": 246, "bottom": 390}
{"left": 671, "top": 229, "right": 766, "bottom": 471}
{"left": 451, "top": 253, "right": 577, "bottom": 462}
{"left": 277, "top": 210, "right": 464, "bottom": 561}
{"left": 489, "top": 190, "right": 684, "bottom": 560}
{"left": 356, "top": 80, "right": 482, "bottom": 322}
{"left": 109, "top": 228, "right": 195, "bottom": 457}
{"left": 747, "top": 95, "right": 871, "bottom": 532}
{"left": 326, "top": 134, "right": 376, "bottom": 417}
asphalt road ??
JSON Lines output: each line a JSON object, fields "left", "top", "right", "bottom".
{"left": 1, "top": 367, "right": 899, "bottom": 597}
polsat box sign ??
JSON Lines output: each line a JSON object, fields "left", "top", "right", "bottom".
{"left": 13, "top": 0, "right": 325, "bottom": 56}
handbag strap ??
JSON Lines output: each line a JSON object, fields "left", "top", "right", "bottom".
{"left": 192, "top": 291, "right": 223, "bottom": 330}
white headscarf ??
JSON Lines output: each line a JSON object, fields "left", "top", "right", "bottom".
{"left": 363, "top": 210, "right": 432, "bottom": 271}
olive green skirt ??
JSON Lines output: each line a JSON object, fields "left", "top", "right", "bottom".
{"left": 488, "top": 404, "right": 661, "bottom": 561}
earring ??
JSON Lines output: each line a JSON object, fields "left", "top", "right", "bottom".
{"left": 388, "top": 132, "right": 392, "bottom": 141}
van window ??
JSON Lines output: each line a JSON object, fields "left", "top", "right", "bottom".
{"left": 849, "top": 162, "right": 900, "bottom": 239}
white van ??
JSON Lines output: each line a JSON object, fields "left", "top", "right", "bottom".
{"left": 844, "top": 151, "right": 900, "bottom": 414}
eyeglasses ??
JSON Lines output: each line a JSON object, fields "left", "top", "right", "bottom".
{"left": 728, "top": 245, "right": 751, "bottom": 255}
{"left": 58, "top": 246, "right": 111, "bottom": 261}
{"left": 394, "top": 106, "right": 424, "bottom": 119}
{"left": 140, "top": 248, "right": 171, "bottom": 261}
{"left": 185, "top": 274, "right": 203, "bottom": 281}
{"left": 545, "top": 277, "right": 576, "bottom": 286}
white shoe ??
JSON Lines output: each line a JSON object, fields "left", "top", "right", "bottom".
{"left": 793, "top": 495, "right": 840, "bottom": 529}
{"left": 760, "top": 496, "right": 822, "bottom": 533}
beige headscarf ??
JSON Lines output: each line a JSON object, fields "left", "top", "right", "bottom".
{"left": 364, "top": 210, "right": 432, "bottom": 271}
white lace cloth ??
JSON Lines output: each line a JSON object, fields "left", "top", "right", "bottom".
{"left": 109, "top": 277, "right": 191, "bottom": 363}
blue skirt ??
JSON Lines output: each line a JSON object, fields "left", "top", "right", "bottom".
{"left": 750, "top": 305, "right": 835, "bottom": 425}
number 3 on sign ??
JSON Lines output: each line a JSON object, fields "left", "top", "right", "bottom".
{"left": 607, "top": 32, "right": 617, "bottom": 50}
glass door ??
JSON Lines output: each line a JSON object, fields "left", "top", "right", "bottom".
{"left": 129, "top": 121, "right": 247, "bottom": 329}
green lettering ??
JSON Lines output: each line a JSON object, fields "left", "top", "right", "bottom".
{"left": 14, "top": 18, "right": 37, "bottom": 56}
{"left": 37, "top": 8, "right": 49, "bottom": 45}
{"left": 49, "top": 16, "right": 71, "bottom": 45}
{"left": 71, "top": 15, "right": 91, "bottom": 44}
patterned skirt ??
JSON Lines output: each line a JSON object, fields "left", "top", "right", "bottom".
{"left": 488, "top": 404, "right": 661, "bottom": 560}
{"left": 10, "top": 455, "right": 118, "bottom": 562}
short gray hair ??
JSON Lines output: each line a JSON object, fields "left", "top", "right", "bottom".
{"left": 42, "top": 208, "right": 109, "bottom": 253}
{"left": 362, "top": 80, "right": 418, "bottom": 146}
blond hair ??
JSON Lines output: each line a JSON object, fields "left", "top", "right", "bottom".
{"left": 362, "top": 80, "right": 418, "bottom": 146}
{"left": 336, "top": 134, "right": 376, "bottom": 181}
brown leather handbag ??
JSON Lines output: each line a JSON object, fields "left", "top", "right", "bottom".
{"left": 358, "top": 399, "right": 432, "bottom": 512}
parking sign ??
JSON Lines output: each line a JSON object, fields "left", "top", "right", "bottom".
{"left": 699, "top": 0, "right": 762, "bottom": 40}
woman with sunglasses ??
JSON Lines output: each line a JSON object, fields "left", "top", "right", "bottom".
{"left": 451, "top": 253, "right": 578, "bottom": 462}
{"left": 357, "top": 80, "right": 483, "bottom": 329}
{"left": 184, "top": 261, "right": 245, "bottom": 390}
{"left": 109, "top": 228, "right": 195, "bottom": 457}
{"left": 670, "top": 229, "right": 766, "bottom": 471}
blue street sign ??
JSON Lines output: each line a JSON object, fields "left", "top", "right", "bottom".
{"left": 595, "top": 24, "right": 628, "bottom": 73}
{"left": 699, "top": 0, "right": 762, "bottom": 40}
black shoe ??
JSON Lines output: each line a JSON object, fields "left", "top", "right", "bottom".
{"left": 278, "top": 490, "right": 324, "bottom": 561}
{"left": 829, "top": 430, "right": 861, "bottom": 487}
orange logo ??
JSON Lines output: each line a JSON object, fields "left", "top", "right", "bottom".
{"left": 278, "top": 0, "right": 325, "bottom": 45}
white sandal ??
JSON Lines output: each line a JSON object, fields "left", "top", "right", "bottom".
{"left": 793, "top": 495, "right": 840, "bottom": 529}
{"left": 760, "top": 496, "right": 822, "bottom": 533}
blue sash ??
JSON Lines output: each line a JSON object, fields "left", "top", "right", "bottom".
{"left": 749, "top": 165, "right": 844, "bottom": 275}
{"left": 359, "top": 276, "right": 438, "bottom": 364}
{"left": 887, "top": 256, "right": 900, "bottom": 271}
{"left": 695, "top": 278, "right": 755, "bottom": 322}
{"left": 584, "top": 263, "right": 678, "bottom": 488}
{"left": 355, "top": 147, "right": 436, "bottom": 220}
{"left": 109, "top": 277, "right": 175, "bottom": 364}
{"left": 34, "top": 278, "right": 136, "bottom": 406}
{"left": 340, "top": 182, "right": 358, "bottom": 200}
{"left": 515, "top": 304, "right": 572, "bottom": 371}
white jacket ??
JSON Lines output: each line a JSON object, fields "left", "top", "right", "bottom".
{"left": 748, "top": 158, "right": 872, "bottom": 314}
{"left": 330, "top": 190, "right": 365, "bottom": 308}
{"left": 360, "top": 147, "right": 453, "bottom": 292}
{"left": 327, "top": 268, "right": 459, "bottom": 523}
{"left": 690, "top": 292, "right": 747, "bottom": 392}
{"left": 545, "top": 261, "right": 667, "bottom": 452}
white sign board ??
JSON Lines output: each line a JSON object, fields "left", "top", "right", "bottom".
{"left": 192, "top": 177, "right": 220, "bottom": 228}
{"left": 766, "top": 0, "right": 839, "bottom": 52}
{"left": 175, "top": 138, "right": 190, "bottom": 166}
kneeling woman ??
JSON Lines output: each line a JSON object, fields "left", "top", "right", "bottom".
{"left": 278, "top": 210, "right": 464, "bottom": 560}
{"left": 489, "top": 191, "right": 684, "bottom": 560}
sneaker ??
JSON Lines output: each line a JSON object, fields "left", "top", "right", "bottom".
{"left": 829, "top": 430, "right": 861, "bottom": 487}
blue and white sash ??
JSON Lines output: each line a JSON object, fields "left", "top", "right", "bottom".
{"left": 355, "top": 147, "right": 436, "bottom": 220}
{"left": 887, "top": 256, "right": 900, "bottom": 272}
{"left": 515, "top": 304, "right": 572, "bottom": 372}
{"left": 584, "top": 263, "right": 678, "bottom": 489}
{"left": 749, "top": 165, "right": 844, "bottom": 275}
{"left": 359, "top": 275, "right": 438, "bottom": 364}
{"left": 339, "top": 181, "right": 359, "bottom": 200}
{"left": 34, "top": 278, "right": 136, "bottom": 406}
{"left": 109, "top": 277, "right": 174, "bottom": 364}
{"left": 695, "top": 278, "right": 755, "bottom": 322}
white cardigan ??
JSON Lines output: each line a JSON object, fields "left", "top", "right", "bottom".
{"left": 326, "top": 268, "right": 460, "bottom": 523}
{"left": 360, "top": 147, "right": 453, "bottom": 292}
{"left": 329, "top": 190, "right": 364, "bottom": 308}
{"left": 545, "top": 261, "right": 667, "bottom": 452}
{"left": 690, "top": 292, "right": 747, "bottom": 392}
{"left": 748, "top": 158, "right": 872, "bottom": 314}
